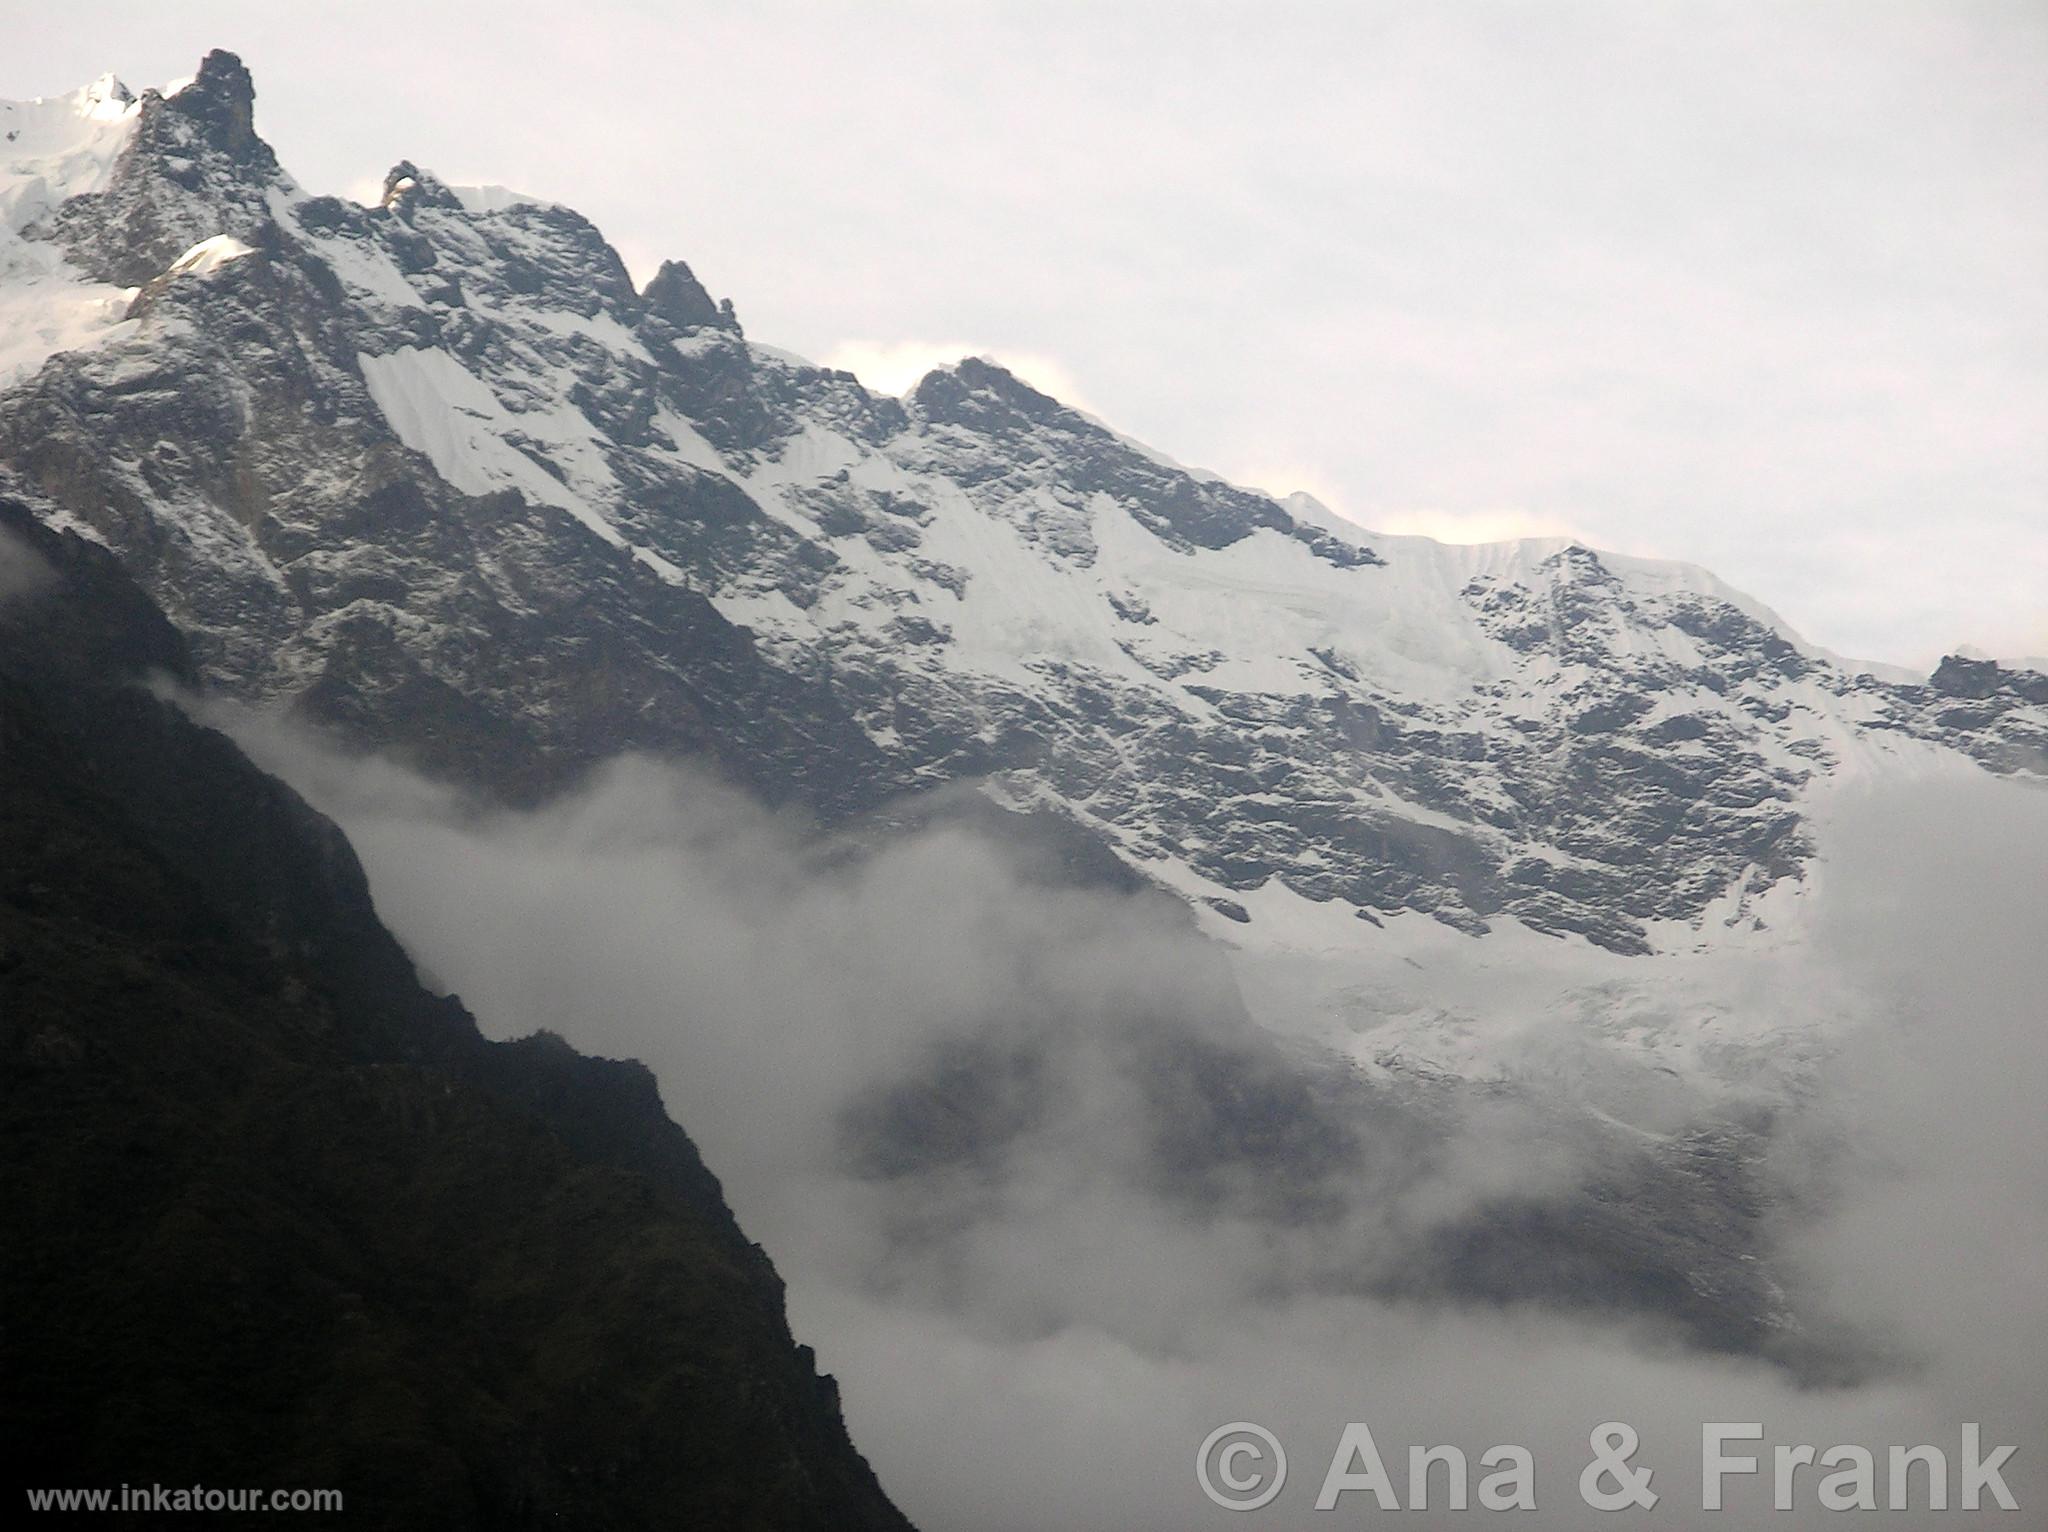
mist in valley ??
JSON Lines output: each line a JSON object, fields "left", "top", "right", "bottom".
{"left": 218, "top": 706, "right": 2047, "bottom": 1528}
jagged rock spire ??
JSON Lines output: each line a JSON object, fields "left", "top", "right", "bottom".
{"left": 643, "top": 258, "right": 739, "bottom": 332}
{"left": 380, "top": 159, "right": 464, "bottom": 212}
{"left": 171, "top": 49, "right": 261, "bottom": 160}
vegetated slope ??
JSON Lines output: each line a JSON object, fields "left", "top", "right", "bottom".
{"left": 0, "top": 500, "right": 914, "bottom": 1531}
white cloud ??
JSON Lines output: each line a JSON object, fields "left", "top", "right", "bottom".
{"left": 213, "top": 704, "right": 2048, "bottom": 1530}
{"left": 1358, "top": 505, "right": 1604, "bottom": 548}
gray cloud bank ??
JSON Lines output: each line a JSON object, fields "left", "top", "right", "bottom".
{"left": 217, "top": 708, "right": 2045, "bottom": 1528}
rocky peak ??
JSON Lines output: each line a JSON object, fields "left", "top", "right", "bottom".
{"left": 41, "top": 49, "right": 282, "bottom": 286}
{"left": 166, "top": 48, "right": 262, "bottom": 161}
{"left": 910, "top": 355, "right": 1066, "bottom": 429}
{"left": 643, "top": 257, "right": 739, "bottom": 331}
{"left": 380, "top": 159, "right": 465, "bottom": 213}
{"left": 79, "top": 72, "right": 134, "bottom": 112}
{"left": 1544, "top": 542, "right": 1611, "bottom": 574}
{"left": 1930, "top": 653, "right": 2048, "bottom": 708}
{"left": 1931, "top": 653, "right": 2005, "bottom": 699}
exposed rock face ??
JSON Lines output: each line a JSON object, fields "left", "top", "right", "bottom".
{"left": 45, "top": 49, "right": 283, "bottom": 288}
{"left": 0, "top": 500, "right": 914, "bottom": 1530}
{"left": 644, "top": 257, "right": 740, "bottom": 332}
{"left": 2, "top": 51, "right": 2042, "bottom": 959}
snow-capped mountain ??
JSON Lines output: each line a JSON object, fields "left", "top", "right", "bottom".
{"left": 5, "top": 50, "right": 2042, "bottom": 978}
{"left": 16, "top": 49, "right": 2048, "bottom": 1407}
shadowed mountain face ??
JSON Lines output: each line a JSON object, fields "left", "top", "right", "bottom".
{"left": 0, "top": 501, "right": 914, "bottom": 1530}
{"left": 4, "top": 53, "right": 2040, "bottom": 959}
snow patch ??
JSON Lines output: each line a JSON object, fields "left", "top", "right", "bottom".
{"left": 447, "top": 183, "right": 546, "bottom": 214}
{"left": 168, "top": 234, "right": 255, "bottom": 277}
{"left": 0, "top": 74, "right": 146, "bottom": 383}
{"left": 357, "top": 344, "right": 625, "bottom": 547}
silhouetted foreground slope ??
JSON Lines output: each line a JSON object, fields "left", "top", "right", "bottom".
{"left": 0, "top": 499, "right": 914, "bottom": 1529}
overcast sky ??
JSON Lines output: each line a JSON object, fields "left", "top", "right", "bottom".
{"left": 11, "top": 0, "right": 2044, "bottom": 668}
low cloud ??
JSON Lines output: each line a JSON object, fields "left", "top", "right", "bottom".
{"left": 216, "top": 707, "right": 2047, "bottom": 1528}
{"left": 1356, "top": 504, "right": 1607, "bottom": 550}
{"left": 0, "top": 523, "right": 55, "bottom": 604}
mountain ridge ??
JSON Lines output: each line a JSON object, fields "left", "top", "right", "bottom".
{"left": 7, "top": 55, "right": 2040, "bottom": 1510}
{"left": 2, "top": 50, "right": 2042, "bottom": 971}
{"left": 0, "top": 494, "right": 917, "bottom": 1528}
